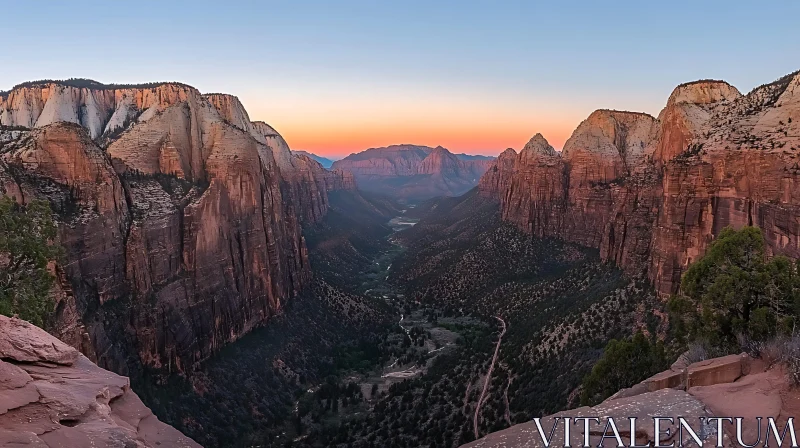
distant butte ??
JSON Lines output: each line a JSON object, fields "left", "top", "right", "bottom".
{"left": 332, "top": 144, "right": 494, "bottom": 201}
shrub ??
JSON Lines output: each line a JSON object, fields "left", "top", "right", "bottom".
{"left": 779, "top": 335, "right": 800, "bottom": 385}
{"left": 580, "top": 333, "right": 668, "bottom": 406}
{"left": 684, "top": 341, "right": 710, "bottom": 363}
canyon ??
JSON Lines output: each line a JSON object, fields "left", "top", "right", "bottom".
{"left": 332, "top": 144, "right": 494, "bottom": 201}
{"left": 1, "top": 68, "right": 799, "bottom": 447}
{"left": 479, "top": 71, "right": 800, "bottom": 294}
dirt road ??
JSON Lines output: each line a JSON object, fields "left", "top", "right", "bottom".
{"left": 473, "top": 316, "right": 507, "bottom": 439}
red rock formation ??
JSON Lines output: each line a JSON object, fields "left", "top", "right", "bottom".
{"left": 416, "top": 146, "right": 461, "bottom": 176}
{"left": 326, "top": 168, "right": 357, "bottom": 191}
{"left": 0, "top": 315, "right": 200, "bottom": 447}
{"left": 333, "top": 144, "right": 493, "bottom": 200}
{"left": 480, "top": 70, "right": 800, "bottom": 294}
{"left": 652, "top": 80, "right": 742, "bottom": 165}
{"left": 0, "top": 80, "right": 343, "bottom": 374}
{"left": 477, "top": 148, "right": 517, "bottom": 198}
{"left": 480, "top": 135, "right": 568, "bottom": 238}
{"left": 248, "top": 118, "right": 349, "bottom": 223}
{"left": 296, "top": 153, "right": 357, "bottom": 192}
{"left": 0, "top": 124, "right": 132, "bottom": 364}
{"left": 332, "top": 144, "right": 433, "bottom": 177}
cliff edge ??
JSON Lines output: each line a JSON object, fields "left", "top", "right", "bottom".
{"left": 0, "top": 314, "right": 201, "bottom": 447}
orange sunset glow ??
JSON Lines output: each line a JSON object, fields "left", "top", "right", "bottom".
{"left": 273, "top": 119, "right": 579, "bottom": 158}
{"left": 239, "top": 85, "right": 590, "bottom": 158}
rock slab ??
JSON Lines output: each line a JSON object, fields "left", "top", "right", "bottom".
{"left": 0, "top": 315, "right": 201, "bottom": 447}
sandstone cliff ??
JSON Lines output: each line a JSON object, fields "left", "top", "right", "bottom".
{"left": 332, "top": 144, "right": 493, "bottom": 200}
{"left": 0, "top": 79, "right": 351, "bottom": 374}
{"left": 0, "top": 314, "right": 201, "bottom": 447}
{"left": 479, "top": 70, "right": 800, "bottom": 294}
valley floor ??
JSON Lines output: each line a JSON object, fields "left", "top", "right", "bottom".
{"left": 134, "top": 189, "right": 664, "bottom": 448}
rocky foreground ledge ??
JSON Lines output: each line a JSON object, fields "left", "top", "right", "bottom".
{"left": 0, "top": 315, "right": 200, "bottom": 447}
{"left": 464, "top": 353, "right": 800, "bottom": 447}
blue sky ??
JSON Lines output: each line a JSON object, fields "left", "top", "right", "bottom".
{"left": 3, "top": 1, "right": 799, "bottom": 157}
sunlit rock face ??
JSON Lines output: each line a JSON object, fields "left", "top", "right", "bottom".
{"left": 332, "top": 144, "right": 493, "bottom": 200}
{"left": 650, "top": 72, "right": 800, "bottom": 294}
{"left": 480, "top": 70, "right": 800, "bottom": 294}
{"left": 0, "top": 79, "right": 358, "bottom": 373}
{"left": 652, "top": 80, "right": 742, "bottom": 165}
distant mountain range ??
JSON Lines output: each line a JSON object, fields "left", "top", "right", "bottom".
{"left": 331, "top": 144, "right": 495, "bottom": 201}
{"left": 293, "top": 150, "right": 335, "bottom": 168}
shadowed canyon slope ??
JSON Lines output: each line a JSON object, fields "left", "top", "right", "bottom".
{"left": 479, "top": 70, "right": 800, "bottom": 294}
{"left": 332, "top": 144, "right": 493, "bottom": 201}
{"left": 0, "top": 79, "right": 354, "bottom": 375}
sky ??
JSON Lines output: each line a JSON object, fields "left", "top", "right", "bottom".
{"left": 3, "top": 1, "right": 799, "bottom": 159}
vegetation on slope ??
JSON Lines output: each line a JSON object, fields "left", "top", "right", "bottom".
{"left": 669, "top": 226, "right": 800, "bottom": 348}
{"left": 0, "top": 198, "right": 62, "bottom": 326}
{"left": 580, "top": 333, "right": 668, "bottom": 406}
{"left": 144, "top": 193, "right": 800, "bottom": 447}
{"left": 319, "top": 189, "right": 665, "bottom": 446}
{"left": 135, "top": 280, "right": 392, "bottom": 447}
{"left": 134, "top": 190, "right": 401, "bottom": 447}
{"left": 1, "top": 77, "right": 194, "bottom": 96}
{"left": 581, "top": 226, "right": 800, "bottom": 407}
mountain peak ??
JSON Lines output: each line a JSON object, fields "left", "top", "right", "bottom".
{"left": 667, "top": 79, "right": 741, "bottom": 106}
{"left": 204, "top": 93, "right": 252, "bottom": 131}
{"left": 419, "top": 145, "right": 459, "bottom": 173}
{"left": 500, "top": 148, "right": 517, "bottom": 157}
{"left": 521, "top": 133, "right": 557, "bottom": 157}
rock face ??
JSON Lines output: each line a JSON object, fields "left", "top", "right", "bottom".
{"left": 464, "top": 389, "right": 711, "bottom": 448}
{"left": 0, "top": 315, "right": 201, "bottom": 447}
{"left": 465, "top": 353, "right": 797, "bottom": 448}
{"left": 479, "top": 70, "right": 800, "bottom": 294}
{"left": 203, "top": 94, "right": 354, "bottom": 224}
{"left": 332, "top": 144, "right": 493, "bottom": 200}
{"left": 0, "top": 79, "right": 353, "bottom": 374}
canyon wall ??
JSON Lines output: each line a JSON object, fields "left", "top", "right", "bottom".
{"left": 0, "top": 80, "right": 351, "bottom": 374}
{"left": 479, "top": 71, "right": 800, "bottom": 294}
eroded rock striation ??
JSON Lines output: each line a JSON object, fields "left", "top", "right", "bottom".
{"left": 332, "top": 144, "right": 493, "bottom": 200}
{"left": 0, "top": 315, "right": 201, "bottom": 447}
{"left": 479, "top": 71, "right": 800, "bottom": 294}
{"left": 0, "top": 79, "right": 352, "bottom": 374}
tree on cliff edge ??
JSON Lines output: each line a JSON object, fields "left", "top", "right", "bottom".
{"left": 580, "top": 333, "right": 668, "bottom": 406}
{"left": 669, "top": 226, "right": 800, "bottom": 347}
{"left": 0, "top": 197, "right": 62, "bottom": 326}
